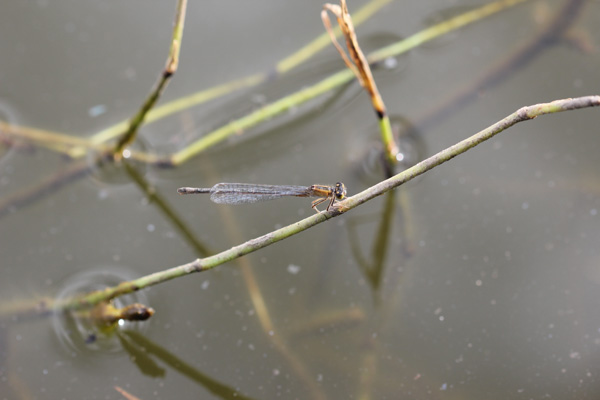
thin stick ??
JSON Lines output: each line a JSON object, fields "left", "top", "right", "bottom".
{"left": 44, "top": 96, "right": 599, "bottom": 312}
{"left": 112, "top": 0, "right": 188, "bottom": 157}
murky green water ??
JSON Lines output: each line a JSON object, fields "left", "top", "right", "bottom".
{"left": 1, "top": 1, "right": 599, "bottom": 398}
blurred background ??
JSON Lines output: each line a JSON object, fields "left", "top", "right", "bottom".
{"left": 1, "top": 0, "right": 599, "bottom": 398}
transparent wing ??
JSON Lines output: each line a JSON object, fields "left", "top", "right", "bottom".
{"left": 209, "top": 183, "right": 311, "bottom": 204}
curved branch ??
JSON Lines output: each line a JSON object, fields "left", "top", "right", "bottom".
{"left": 51, "top": 95, "right": 599, "bottom": 312}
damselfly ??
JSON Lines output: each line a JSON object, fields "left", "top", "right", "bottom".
{"left": 177, "top": 182, "right": 347, "bottom": 212}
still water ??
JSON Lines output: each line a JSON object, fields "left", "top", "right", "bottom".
{"left": 1, "top": 0, "right": 599, "bottom": 398}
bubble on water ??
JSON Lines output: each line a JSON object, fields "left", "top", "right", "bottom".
{"left": 357, "top": 115, "right": 425, "bottom": 183}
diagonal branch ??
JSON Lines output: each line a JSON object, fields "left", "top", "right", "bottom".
{"left": 50, "top": 95, "right": 599, "bottom": 312}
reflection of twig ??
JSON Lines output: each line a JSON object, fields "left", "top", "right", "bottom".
{"left": 44, "top": 96, "right": 599, "bottom": 311}
{"left": 322, "top": 0, "right": 398, "bottom": 164}
{"left": 113, "top": 0, "right": 188, "bottom": 157}
{"left": 0, "top": 158, "right": 92, "bottom": 219}
{"left": 347, "top": 190, "right": 397, "bottom": 292}
{"left": 412, "top": 0, "right": 586, "bottom": 133}
{"left": 123, "top": 162, "right": 212, "bottom": 257}
{"left": 120, "top": 331, "right": 258, "bottom": 400}
{"left": 288, "top": 307, "right": 365, "bottom": 340}
{"left": 201, "top": 162, "right": 327, "bottom": 400}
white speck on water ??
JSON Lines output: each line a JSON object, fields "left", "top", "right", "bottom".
{"left": 521, "top": 202, "right": 529, "bottom": 210}
{"left": 475, "top": 280, "right": 482, "bottom": 287}
{"left": 201, "top": 280, "right": 210, "bottom": 290}
{"left": 97, "top": 189, "right": 108, "bottom": 200}
{"left": 440, "top": 383, "right": 447, "bottom": 390}
{"left": 569, "top": 351, "right": 581, "bottom": 360}
{"left": 317, "top": 373, "right": 324, "bottom": 382}
{"left": 88, "top": 104, "right": 107, "bottom": 117}
{"left": 383, "top": 57, "right": 398, "bottom": 69}
{"left": 287, "top": 264, "right": 301, "bottom": 274}
{"left": 590, "top": 209, "right": 597, "bottom": 216}
{"left": 147, "top": 224, "right": 155, "bottom": 232}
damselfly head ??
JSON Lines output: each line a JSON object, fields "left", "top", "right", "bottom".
{"left": 334, "top": 182, "right": 347, "bottom": 200}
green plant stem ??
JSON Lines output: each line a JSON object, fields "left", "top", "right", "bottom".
{"left": 341, "top": 96, "right": 600, "bottom": 208}
{"left": 368, "top": 0, "right": 529, "bottom": 62}
{"left": 87, "top": 0, "right": 391, "bottom": 151}
{"left": 46, "top": 95, "right": 599, "bottom": 312}
{"left": 0, "top": 0, "right": 578, "bottom": 225}
{"left": 169, "top": 0, "right": 530, "bottom": 164}
{"left": 2, "top": 0, "right": 527, "bottom": 161}
{"left": 112, "top": 0, "right": 188, "bottom": 155}
{"left": 170, "top": 68, "right": 355, "bottom": 164}
{"left": 378, "top": 115, "right": 397, "bottom": 167}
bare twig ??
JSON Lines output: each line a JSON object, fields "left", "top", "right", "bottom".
{"left": 322, "top": 0, "right": 398, "bottom": 165}
{"left": 1, "top": 96, "right": 597, "bottom": 322}
{"left": 45, "top": 96, "right": 598, "bottom": 312}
